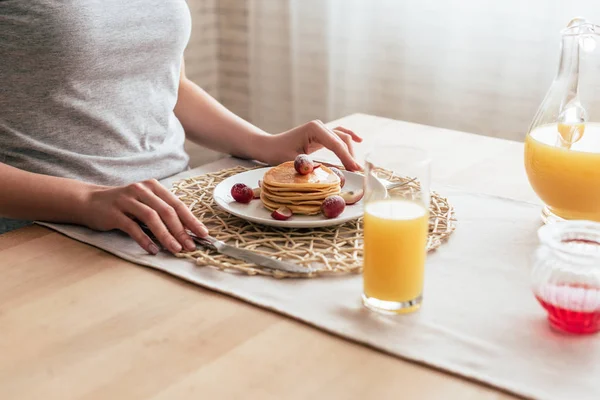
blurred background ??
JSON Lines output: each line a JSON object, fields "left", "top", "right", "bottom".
{"left": 184, "top": 0, "right": 600, "bottom": 166}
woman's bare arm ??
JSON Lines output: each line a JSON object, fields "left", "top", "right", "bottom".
{"left": 0, "top": 162, "right": 207, "bottom": 254}
{"left": 174, "top": 62, "right": 271, "bottom": 161}
{"left": 0, "top": 162, "right": 92, "bottom": 224}
{"left": 174, "top": 60, "right": 362, "bottom": 171}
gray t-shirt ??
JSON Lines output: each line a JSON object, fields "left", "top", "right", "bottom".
{"left": 0, "top": 0, "right": 192, "bottom": 233}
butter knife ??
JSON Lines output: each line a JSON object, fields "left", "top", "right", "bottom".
{"left": 138, "top": 223, "right": 318, "bottom": 276}
{"left": 192, "top": 235, "right": 320, "bottom": 275}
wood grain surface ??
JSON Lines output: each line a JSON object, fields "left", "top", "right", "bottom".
{"left": 0, "top": 114, "right": 536, "bottom": 400}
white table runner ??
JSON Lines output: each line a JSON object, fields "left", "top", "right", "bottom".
{"left": 39, "top": 158, "right": 600, "bottom": 400}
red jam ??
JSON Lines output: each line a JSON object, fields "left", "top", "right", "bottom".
{"left": 535, "top": 284, "right": 600, "bottom": 334}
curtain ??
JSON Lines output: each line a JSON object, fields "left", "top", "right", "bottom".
{"left": 244, "top": 0, "right": 600, "bottom": 140}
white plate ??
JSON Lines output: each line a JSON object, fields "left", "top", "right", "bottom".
{"left": 213, "top": 167, "right": 365, "bottom": 228}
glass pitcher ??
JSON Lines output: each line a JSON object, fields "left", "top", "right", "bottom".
{"left": 525, "top": 18, "right": 600, "bottom": 223}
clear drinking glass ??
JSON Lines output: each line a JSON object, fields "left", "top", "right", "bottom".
{"left": 362, "top": 146, "right": 431, "bottom": 314}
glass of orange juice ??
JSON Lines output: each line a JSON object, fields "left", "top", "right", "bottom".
{"left": 362, "top": 146, "right": 431, "bottom": 315}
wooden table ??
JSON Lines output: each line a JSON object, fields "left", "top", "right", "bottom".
{"left": 0, "top": 114, "right": 537, "bottom": 399}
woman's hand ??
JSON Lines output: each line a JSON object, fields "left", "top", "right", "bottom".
{"left": 259, "top": 120, "right": 363, "bottom": 171}
{"left": 82, "top": 179, "right": 208, "bottom": 255}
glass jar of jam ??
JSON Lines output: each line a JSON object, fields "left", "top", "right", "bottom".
{"left": 532, "top": 221, "right": 600, "bottom": 334}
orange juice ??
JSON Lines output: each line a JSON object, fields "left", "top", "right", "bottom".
{"left": 363, "top": 200, "right": 429, "bottom": 304}
{"left": 525, "top": 123, "right": 600, "bottom": 221}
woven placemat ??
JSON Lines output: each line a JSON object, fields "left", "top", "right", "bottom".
{"left": 172, "top": 166, "right": 456, "bottom": 278}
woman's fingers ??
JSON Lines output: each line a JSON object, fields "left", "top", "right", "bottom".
{"left": 88, "top": 181, "right": 206, "bottom": 255}
{"left": 311, "top": 121, "right": 361, "bottom": 171}
{"left": 135, "top": 185, "right": 197, "bottom": 251}
{"left": 144, "top": 179, "right": 209, "bottom": 239}
{"left": 319, "top": 131, "right": 360, "bottom": 171}
{"left": 334, "top": 130, "right": 355, "bottom": 157}
{"left": 123, "top": 197, "right": 183, "bottom": 254}
{"left": 117, "top": 215, "right": 160, "bottom": 255}
{"left": 332, "top": 125, "right": 363, "bottom": 142}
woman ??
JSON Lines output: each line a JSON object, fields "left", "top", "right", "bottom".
{"left": 0, "top": 1, "right": 361, "bottom": 254}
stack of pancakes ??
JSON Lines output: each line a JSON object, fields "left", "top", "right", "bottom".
{"left": 261, "top": 161, "right": 341, "bottom": 215}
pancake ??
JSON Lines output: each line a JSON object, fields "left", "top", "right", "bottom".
{"left": 261, "top": 184, "right": 340, "bottom": 200}
{"left": 260, "top": 161, "right": 342, "bottom": 215}
{"left": 263, "top": 161, "right": 340, "bottom": 189}
{"left": 260, "top": 192, "right": 323, "bottom": 215}
{"left": 261, "top": 182, "right": 339, "bottom": 193}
